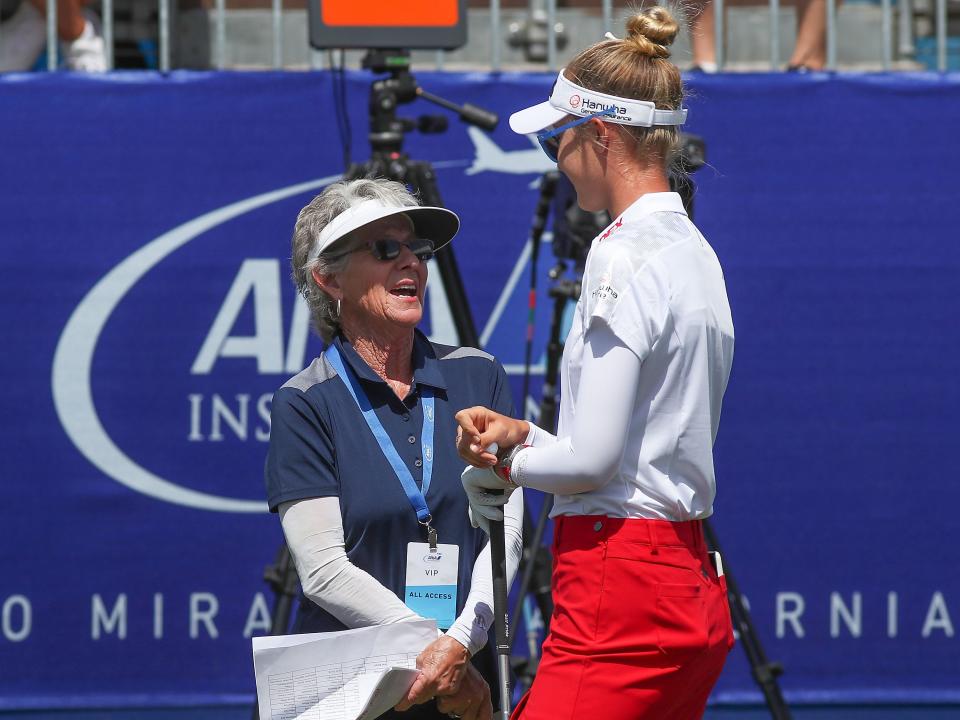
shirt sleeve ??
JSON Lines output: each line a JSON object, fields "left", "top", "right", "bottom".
{"left": 489, "top": 357, "right": 516, "bottom": 418}
{"left": 265, "top": 386, "right": 339, "bottom": 512}
{"left": 279, "top": 497, "right": 423, "bottom": 627}
{"left": 445, "top": 487, "right": 524, "bottom": 655}
{"left": 510, "top": 320, "right": 642, "bottom": 494}
{"left": 580, "top": 241, "right": 670, "bottom": 363}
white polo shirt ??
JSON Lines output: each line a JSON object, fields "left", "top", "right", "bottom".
{"left": 549, "top": 192, "right": 735, "bottom": 521}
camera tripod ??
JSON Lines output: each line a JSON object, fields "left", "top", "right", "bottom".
{"left": 340, "top": 49, "right": 499, "bottom": 348}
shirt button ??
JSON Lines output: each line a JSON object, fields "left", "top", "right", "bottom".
{"left": 593, "top": 521, "right": 603, "bottom": 532}
{"left": 402, "top": 413, "right": 410, "bottom": 422}
{"left": 415, "top": 458, "right": 423, "bottom": 468}
{"left": 407, "top": 435, "right": 416, "bottom": 444}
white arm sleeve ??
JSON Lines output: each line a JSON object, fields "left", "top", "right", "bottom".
{"left": 524, "top": 421, "right": 556, "bottom": 448}
{"left": 445, "top": 487, "right": 524, "bottom": 655}
{"left": 279, "top": 497, "right": 422, "bottom": 628}
{"left": 511, "top": 320, "right": 642, "bottom": 494}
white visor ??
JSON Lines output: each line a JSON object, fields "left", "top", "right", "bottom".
{"left": 509, "top": 69, "right": 688, "bottom": 135}
{"left": 311, "top": 199, "right": 460, "bottom": 260}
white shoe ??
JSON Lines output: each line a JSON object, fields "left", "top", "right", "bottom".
{"left": 62, "top": 10, "right": 106, "bottom": 72}
{"left": 0, "top": 2, "right": 46, "bottom": 72}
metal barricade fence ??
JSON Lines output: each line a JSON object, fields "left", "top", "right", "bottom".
{"left": 6, "top": 0, "right": 955, "bottom": 73}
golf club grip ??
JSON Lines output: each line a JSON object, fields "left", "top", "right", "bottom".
{"left": 488, "top": 516, "right": 510, "bottom": 654}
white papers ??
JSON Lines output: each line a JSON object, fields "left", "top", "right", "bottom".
{"left": 252, "top": 619, "right": 437, "bottom": 720}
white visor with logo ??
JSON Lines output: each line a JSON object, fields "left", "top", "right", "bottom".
{"left": 311, "top": 199, "right": 460, "bottom": 260}
{"left": 509, "top": 69, "right": 688, "bottom": 135}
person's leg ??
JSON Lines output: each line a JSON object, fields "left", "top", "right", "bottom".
{"left": 788, "top": 0, "right": 827, "bottom": 69}
{"left": 688, "top": 0, "right": 718, "bottom": 72}
{"left": 514, "top": 518, "right": 732, "bottom": 720}
{"left": 0, "top": 1, "right": 45, "bottom": 71}
{"left": 28, "top": 0, "right": 106, "bottom": 71}
{"left": 28, "top": 0, "right": 85, "bottom": 41}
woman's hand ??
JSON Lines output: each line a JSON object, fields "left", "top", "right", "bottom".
{"left": 395, "top": 635, "right": 470, "bottom": 711}
{"left": 435, "top": 663, "right": 493, "bottom": 720}
{"left": 455, "top": 407, "right": 528, "bottom": 467}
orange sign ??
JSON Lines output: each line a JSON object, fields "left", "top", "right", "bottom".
{"left": 322, "top": 0, "right": 459, "bottom": 27}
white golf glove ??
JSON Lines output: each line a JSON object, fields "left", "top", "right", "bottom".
{"left": 460, "top": 465, "right": 515, "bottom": 535}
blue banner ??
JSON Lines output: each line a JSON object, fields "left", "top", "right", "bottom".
{"left": 2, "top": 70, "right": 960, "bottom": 709}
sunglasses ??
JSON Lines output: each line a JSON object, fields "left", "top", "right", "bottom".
{"left": 340, "top": 237, "right": 436, "bottom": 263}
{"left": 536, "top": 107, "right": 617, "bottom": 163}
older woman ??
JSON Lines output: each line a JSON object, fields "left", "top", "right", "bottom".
{"left": 265, "top": 178, "right": 523, "bottom": 720}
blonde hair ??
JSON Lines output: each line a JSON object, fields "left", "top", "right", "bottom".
{"left": 565, "top": 6, "right": 684, "bottom": 167}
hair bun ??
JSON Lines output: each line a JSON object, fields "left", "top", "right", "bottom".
{"left": 625, "top": 7, "right": 679, "bottom": 59}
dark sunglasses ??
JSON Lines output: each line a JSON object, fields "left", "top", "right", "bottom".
{"left": 536, "top": 107, "right": 617, "bottom": 163}
{"left": 344, "top": 237, "right": 436, "bottom": 263}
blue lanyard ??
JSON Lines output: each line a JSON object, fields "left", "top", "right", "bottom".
{"left": 325, "top": 344, "right": 436, "bottom": 529}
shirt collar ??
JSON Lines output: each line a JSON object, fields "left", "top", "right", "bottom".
{"left": 599, "top": 192, "right": 687, "bottom": 241}
{"left": 330, "top": 330, "right": 447, "bottom": 392}
{"left": 411, "top": 330, "right": 448, "bottom": 391}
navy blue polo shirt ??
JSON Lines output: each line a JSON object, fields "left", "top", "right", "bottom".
{"left": 265, "top": 330, "right": 515, "bottom": 636}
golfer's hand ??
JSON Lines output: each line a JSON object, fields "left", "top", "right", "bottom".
{"left": 455, "top": 407, "right": 528, "bottom": 467}
{"left": 461, "top": 466, "right": 514, "bottom": 535}
{"left": 395, "top": 635, "right": 470, "bottom": 711}
{"left": 435, "top": 664, "right": 493, "bottom": 720}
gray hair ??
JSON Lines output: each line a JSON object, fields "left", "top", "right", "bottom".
{"left": 291, "top": 178, "right": 420, "bottom": 343}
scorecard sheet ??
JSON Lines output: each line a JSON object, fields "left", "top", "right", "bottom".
{"left": 252, "top": 619, "right": 438, "bottom": 720}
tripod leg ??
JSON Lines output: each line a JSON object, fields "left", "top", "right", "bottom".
{"left": 703, "top": 520, "right": 793, "bottom": 720}
{"left": 404, "top": 161, "right": 480, "bottom": 348}
{"left": 253, "top": 543, "right": 302, "bottom": 720}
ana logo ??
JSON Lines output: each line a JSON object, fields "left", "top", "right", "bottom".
{"left": 569, "top": 94, "right": 581, "bottom": 109}
{"left": 423, "top": 553, "right": 443, "bottom": 563}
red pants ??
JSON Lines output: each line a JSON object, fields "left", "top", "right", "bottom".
{"left": 512, "top": 516, "right": 734, "bottom": 720}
